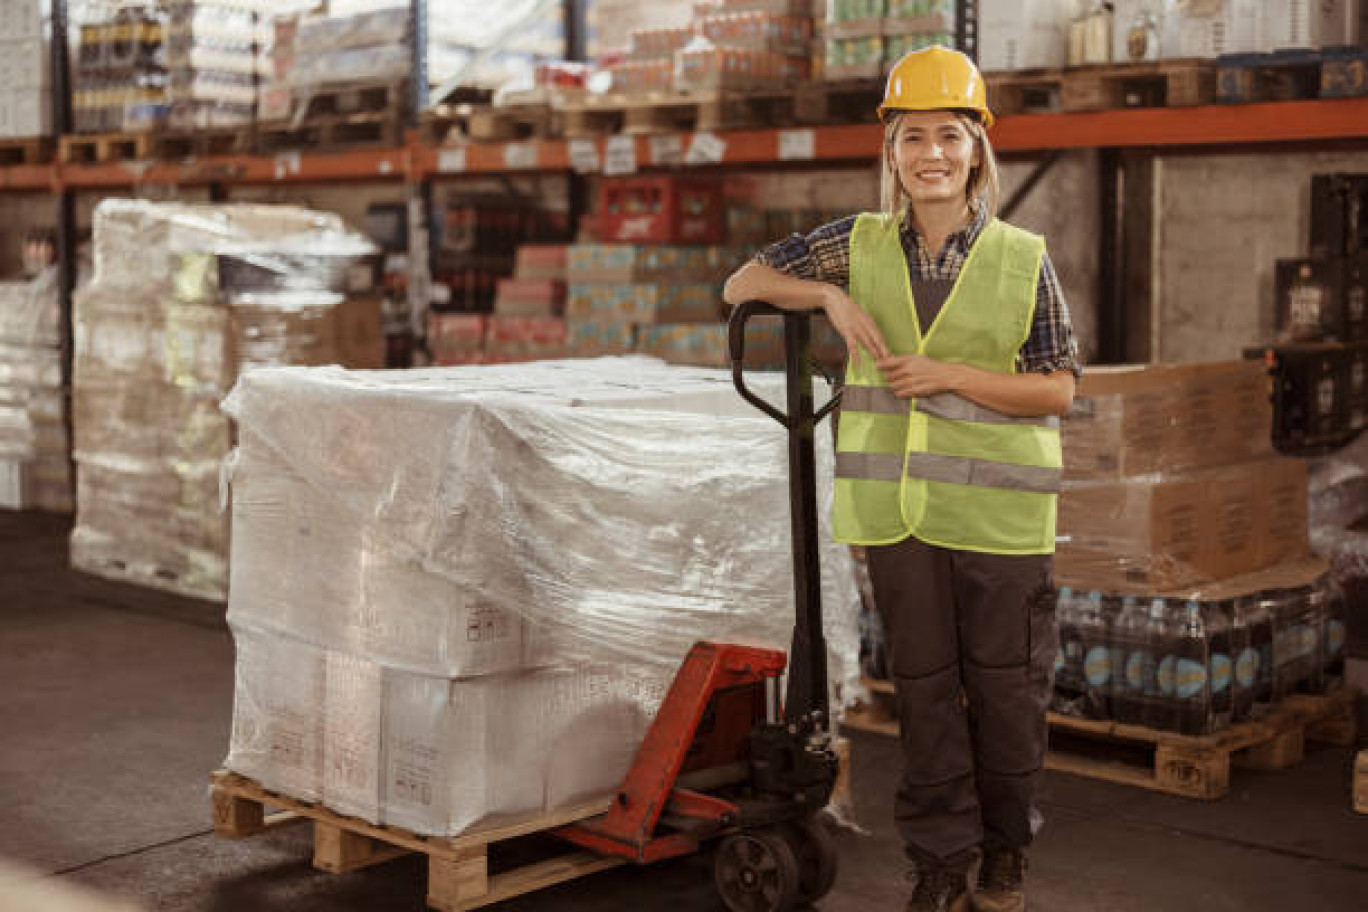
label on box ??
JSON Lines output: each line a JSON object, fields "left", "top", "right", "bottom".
{"left": 503, "top": 143, "right": 538, "bottom": 170}
{"left": 685, "top": 132, "right": 727, "bottom": 166}
{"left": 438, "top": 148, "right": 467, "bottom": 173}
{"left": 778, "top": 129, "right": 815, "bottom": 161}
{"left": 569, "top": 139, "right": 600, "bottom": 174}
{"left": 603, "top": 135, "right": 637, "bottom": 176}
{"left": 649, "top": 134, "right": 682, "bottom": 167}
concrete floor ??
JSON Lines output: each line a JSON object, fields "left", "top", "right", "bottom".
{"left": 3, "top": 509, "right": 1367, "bottom": 912}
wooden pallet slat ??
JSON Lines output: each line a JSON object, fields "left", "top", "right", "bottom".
{"left": 987, "top": 59, "right": 1216, "bottom": 116}
{"left": 0, "top": 137, "right": 53, "bottom": 166}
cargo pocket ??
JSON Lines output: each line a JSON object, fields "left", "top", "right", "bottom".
{"left": 1026, "top": 568, "right": 1058, "bottom": 688}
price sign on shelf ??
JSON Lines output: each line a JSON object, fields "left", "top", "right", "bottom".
{"left": 568, "top": 139, "right": 601, "bottom": 174}
{"left": 778, "top": 129, "right": 815, "bottom": 161}
{"left": 603, "top": 135, "right": 638, "bottom": 176}
{"left": 685, "top": 131, "right": 727, "bottom": 166}
{"left": 437, "top": 148, "right": 467, "bottom": 173}
{"left": 649, "top": 134, "right": 683, "bottom": 167}
{"left": 503, "top": 142, "right": 538, "bottom": 170}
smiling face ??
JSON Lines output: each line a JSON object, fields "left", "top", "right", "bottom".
{"left": 888, "top": 110, "right": 981, "bottom": 209}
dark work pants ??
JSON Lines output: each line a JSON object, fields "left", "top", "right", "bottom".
{"left": 866, "top": 535, "right": 1056, "bottom": 864}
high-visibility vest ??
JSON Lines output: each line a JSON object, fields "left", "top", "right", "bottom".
{"left": 832, "top": 213, "right": 1062, "bottom": 554}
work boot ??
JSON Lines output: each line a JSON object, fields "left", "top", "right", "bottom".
{"left": 905, "top": 854, "right": 973, "bottom": 912}
{"left": 971, "top": 846, "right": 1026, "bottom": 912}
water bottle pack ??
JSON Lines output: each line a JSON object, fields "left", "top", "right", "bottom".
{"left": 1051, "top": 575, "right": 1345, "bottom": 736}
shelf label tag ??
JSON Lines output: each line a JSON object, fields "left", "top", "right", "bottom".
{"left": 437, "top": 148, "right": 467, "bottom": 173}
{"left": 603, "top": 135, "right": 637, "bottom": 176}
{"left": 649, "top": 134, "right": 682, "bottom": 167}
{"left": 686, "top": 131, "right": 727, "bottom": 166}
{"left": 569, "top": 139, "right": 601, "bottom": 174}
{"left": 778, "top": 129, "right": 815, "bottom": 161}
{"left": 503, "top": 142, "right": 538, "bottom": 169}
{"left": 273, "top": 151, "right": 301, "bottom": 179}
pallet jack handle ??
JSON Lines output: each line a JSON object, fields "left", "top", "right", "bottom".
{"left": 728, "top": 301, "right": 843, "bottom": 730}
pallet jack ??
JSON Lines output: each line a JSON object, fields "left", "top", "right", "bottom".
{"left": 556, "top": 302, "right": 845, "bottom": 911}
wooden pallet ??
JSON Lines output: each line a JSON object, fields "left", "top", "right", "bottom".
{"left": 423, "top": 103, "right": 562, "bottom": 144}
{"left": 1218, "top": 49, "right": 1368, "bottom": 103}
{"left": 256, "top": 113, "right": 404, "bottom": 153}
{"left": 0, "top": 137, "right": 53, "bottom": 166}
{"left": 792, "top": 79, "right": 883, "bottom": 125}
{"left": 986, "top": 59, "right": 1216, "bottom": 116}
{"left": 293, "top": 79, "right": 409, "bottom": 121}
{"left": 209, "top": 770, "right": 623, "bottom": 912}
{"left": 845, "top": 678, "right": 1358, "bottom": 801}
{"left": 58, "top": 132, "right": 158, "bottom": 164}
{"left": 560, "top": 87, "right": 803, "bottom": 138}
{"left": 155, "top": 128, "right": 255, "bottom": 159}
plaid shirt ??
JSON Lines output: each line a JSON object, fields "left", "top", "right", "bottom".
{"left": 754, "top": 207, "right": 1082, "bottom": 377}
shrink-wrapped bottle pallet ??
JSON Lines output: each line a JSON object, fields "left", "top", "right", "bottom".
{"left": 70, "top": 199, "right": 377, "bottom": 601}
{"left": 221, "top": 357, "right": 862, "bottom": 837}
{"left": 0, "top": 269, "right": 69, "bottom": 511}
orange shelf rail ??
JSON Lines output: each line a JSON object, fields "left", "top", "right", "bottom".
{"left": 4, "top": 96, "right": 1367, "bottom": 189}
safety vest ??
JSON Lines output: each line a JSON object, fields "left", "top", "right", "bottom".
{"left": 832, "top": 213, "right": 1062, "bottom": 554}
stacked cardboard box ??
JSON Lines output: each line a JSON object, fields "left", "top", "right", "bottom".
{"left": 221, "top": 358, "right": 861, "bottom": 835}
{"left": 0, "top": 0, "right": 50, "bottom": 138}
{"left": 824, "top": 0, "right": 958, "bottom": 81}
{"left": 166, "top": 1, "right": 263, "bottom": 130}
{"left": 70, "top": 200, "right": 378, "bottom": 601}
{"left": 0, "top": 269, "right": 69, "bottom": 512}
{"left": 1057, "top": 361, "right": 1303, "bottom": 593}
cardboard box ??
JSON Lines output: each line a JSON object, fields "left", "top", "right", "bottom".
{"left": 494, "top": 279, "right": 565, "bottom": 318}
{"left": 566, "top": 244, "right": 742, "bottom": 285}
{"left": 1265, "top": 0, "right": 1351, "bottom": 50}
{"left": 335, "top": 295, "right": 386, "bottom": 369}
{"left": 514, "top": 245, "right": 568, "bottom": 282}
{"left": 1063, "top": 361, "right": 1273, "bottom": 481}
{"left": 980, "top": 0, "right": 1070, "bottom": 71}
{"left": 1057, "top": 457, "right": 1309, "bottom": 592}
{"left": 566, "top": 283, "right": 721, "bottom": 325}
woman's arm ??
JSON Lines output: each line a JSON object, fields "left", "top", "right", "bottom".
{"left": 724, "top": 261, "right": 891, "bottom": 362}
{"left": 876, "top": 355, "right": 1076, "bottom": 418}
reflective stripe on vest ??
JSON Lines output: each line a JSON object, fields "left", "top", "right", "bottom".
{"left": 835, "top": 450, "right": 1061, "bottom": 494}
{"left": 831, "top": 213, "right": 1060, "bottom": 554}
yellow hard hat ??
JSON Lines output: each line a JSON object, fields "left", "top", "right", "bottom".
{"left": 878, "top": 46, "right": 994, "bottom": 128}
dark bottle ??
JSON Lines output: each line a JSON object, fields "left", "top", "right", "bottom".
{"left": 1078, "top": 590, "right": 1112, "bottom": 720}
{"left": 1112, "top": 596, "right": 1153, "bottom": 726}
{"left": 1053, "top": 587, "right": 1086, "bottom": 716}
{"left": 1169, "top": 601, "right": 1213, "bottom": 736}
{"left": 1230, "top": 595, "right": 1259, "bottom": 723}
{"left": 1322, "top": 579, "right": 1346, "bottom": 680}
{"left": 1252, "top": 591, "right": 1276, "bottom": 710}
{"left": 1207, "top": 600, "right": 1234, "bottom": 732}
{"left": 1146, "top": 598, "right": 1180, "bottom": 733}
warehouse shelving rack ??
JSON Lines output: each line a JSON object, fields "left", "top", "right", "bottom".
{"left": 13, "top": 2, "right": 1368, "bottom": 423}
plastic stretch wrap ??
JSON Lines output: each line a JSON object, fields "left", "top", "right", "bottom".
{"left": 1309, "top": 431, "right": 1368, "bottom": 586}
{"left": 222, "top": 357, "right": 861, "bottom": 835}
{"left": 223, "top": 357, "right": 861, "bottom": 687}
{"left": 0, "top": 269, "right": 70, "bottom": 512}
{"left": 71, "top": 199, "right": 376, "bottom": 599}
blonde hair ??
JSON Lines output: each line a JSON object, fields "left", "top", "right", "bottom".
{"left": 879, "top": 110, "right": 1000, "bottom": 226}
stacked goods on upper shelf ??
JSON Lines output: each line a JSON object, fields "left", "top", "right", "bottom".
{"left": 824, "top": 0, "right": 958, "bottom": 81}
{"left": 607, "top": 0, "right": 815, "bottom": 95}
{"left": 220, "top": 358, "right": 861, "bottom": 833}
{"left": 428, "top": 244, "right": 570, "bottom": 365}
{"left": 73, "top": 4, "right": 168, "bottom": 134}
{"left": 586, "top": 0, "right": 693, "bottom": 58}
{"left": 0, "top": 268, "right": 69, "bottom": 512}
{"left": 70, "top": 200, "right": 380, "bottom": 601}
{"left": 166, "top": 1, "right": 263, "bottom": 130}
{"left": 0, "top": 0, "right": 51, "bottom": 138}
{"left": 1260, "top": 173, "right": 1368, "bottom": 451}
{"left": 1049, "top": 360, "right": 1345, "bottom": 737}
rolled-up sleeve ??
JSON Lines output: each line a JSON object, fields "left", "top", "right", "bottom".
{"left": 753, "top": 215, "right": 857, "bottom": 292}
{"left": 1018, "top": 252, "right": 1082, "bottom": 378}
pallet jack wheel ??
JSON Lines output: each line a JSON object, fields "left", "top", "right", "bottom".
{"left": 783, "top": 817, "right": 839, "bottom": 903}
{"left": 714, "top": 826, "right": 802, "bottom": 912}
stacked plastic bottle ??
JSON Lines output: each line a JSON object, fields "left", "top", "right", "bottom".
{"left": 1050, "top": 578, "right": 1345, "bottom": 735}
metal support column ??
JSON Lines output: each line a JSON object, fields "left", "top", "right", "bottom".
{"left": 565, "top": 0, "right": 590, "bottom": 236}
{"left": 955, "top": 0, "right": 979, "bottom": 62}
{"left": 1096, "top": 148, "right": 1126, "bottom": 364}
{"left": 51, "top": 0, "right": 76, "bottom": 495}
{"left": 407, "top": 0, "right": 432, "bottom": 362}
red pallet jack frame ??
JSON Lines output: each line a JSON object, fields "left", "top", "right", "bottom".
{"left": 555, "top": 302, "right": 846, "bottom": 911}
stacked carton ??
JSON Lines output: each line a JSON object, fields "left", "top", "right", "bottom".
{"left": 221, "top": 358, "right": 862, "bottom": 835}
{"left": 70, "top": 200, "right": 378, "bottom": 601}
{"left": 166, "top": 1, "right": 263, "bottom": 130}
{"left": 0, "top": 269, "right": 69, "bottom": 511}
{"left": 824, "top": 0, "right": 959, "bottom": 80}
{"left": 0, "top": 0, "right": 50, "bottom": 138}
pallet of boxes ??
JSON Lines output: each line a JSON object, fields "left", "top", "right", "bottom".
{"left": 0, "top": 269, "right": 69, "bottom": 512}
{"left": 0, "top": 0, "right": 53, "bottom": 162}
{"left": 565, "top": 175, "right": 783, "bottom": 367}
{"left": 69, "top": 200, "right": 382, "bottom": 601}
{"left": 209, "top": 356, "right": 863, "bottom": 908}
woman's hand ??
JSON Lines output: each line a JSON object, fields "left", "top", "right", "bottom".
{"left": 821, "top": 287, "right": 891, "bottom": 367}
{"left": 876, "top": 354, "right": 964, "bottom": 399}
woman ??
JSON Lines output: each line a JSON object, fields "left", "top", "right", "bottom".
{"left": 723, "top": 47, "right": 1081, "bottom": 912}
